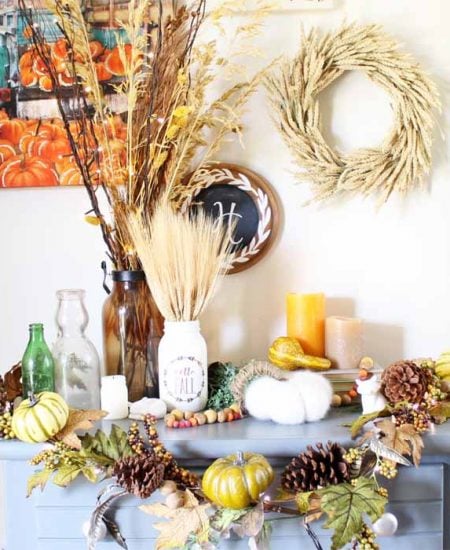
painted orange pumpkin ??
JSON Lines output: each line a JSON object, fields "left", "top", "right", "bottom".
{"left": 58, "top": 71, "right": 75, "bottom": 87}
{"left": 105, "top": 44, "right": 132, "bottom": 77}
{"left": 20, "top": 67, "right": 38, "bottom": 88}
{"left": 33, "top": 56, "right": 49, "bottom": 77}
{"left": 19, "top": 50, "right": 34, "bottom": 72}
{"left": 0, "top": 156, "right": 59, "bottom": 187}
{"left": 89, "top": 40, "right": 104, "bottom": 60}
{"left": 59, "top": 164, "right": 83, "bottom": 186}
{"left": 30, "top": 125, "right": 71, "bottom": 162}
{"left": 39, "top": 75, "right": 53, "bottom": 92}
{"left": 52, "top": 38, "right": 68, "bottom": 61}
{"left": 0, "top": 119, "right": 26, "bottom": 145}
{"left": 95, "top": 62, "right": 112, "bottom": 82}
{"left": 0, "top": 140, "right": 16, "bottom": 163}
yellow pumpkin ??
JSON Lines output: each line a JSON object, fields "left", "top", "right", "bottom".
{"left": 12, "top": 392, "right": 69, "bottom": 443}
{"left": 202, "top": 451, "right": 274, "bottom": 509}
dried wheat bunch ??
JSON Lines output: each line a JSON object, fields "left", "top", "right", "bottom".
{"left": 265, "top": 23, "right": 441, "bottom": 203}
{"left": 128, "top": 203, "right": 233, "bottom": 321}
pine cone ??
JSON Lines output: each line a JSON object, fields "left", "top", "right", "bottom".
{"left": 281, "top": 441, "right": 349, "bottom": 492}
{"left": 381, "top": 360, "right": 433, "bottom": 404}
{"left": 113, "top": 454, "right": 164, "bottom": 499}
{"left": 0, "top": 376, "right": 9, "bottom": 415}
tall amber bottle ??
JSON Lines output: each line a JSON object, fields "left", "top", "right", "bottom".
{"left": 102, "top": 271, "right": 163, "bottom": 402}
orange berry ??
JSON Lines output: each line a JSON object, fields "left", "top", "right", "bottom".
{"left": 189, "top": 417, "right": 198, "bottom": 427}
{"left": 348, "top": 389, "right": 358, "bottom": 398}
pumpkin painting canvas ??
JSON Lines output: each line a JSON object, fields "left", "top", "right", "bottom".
{"left": 0, "top": 0, "right": 129, "bottom": 188}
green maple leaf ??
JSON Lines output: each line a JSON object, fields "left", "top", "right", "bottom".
{"left": 319, "top": 478, "right": 386, "bottom": 550}
{"left": 80, "top": 424, "right": 132, "bottom": 462}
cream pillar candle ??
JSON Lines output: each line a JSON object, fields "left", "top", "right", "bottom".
{"left": 100, "top": 375, "right": 129, "bottom": 419}
{"left": 325, "top": 316, "right": 364, "bottom": 370}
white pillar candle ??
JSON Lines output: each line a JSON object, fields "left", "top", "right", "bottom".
{"left": 325, "top": 316, "right": 364, "bottom": 370}
{"left": 100, "top": 375, "right": 129, "bottom": 420}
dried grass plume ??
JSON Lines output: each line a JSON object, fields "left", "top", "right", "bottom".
{"left": 128, "top": 204, "right": 233, "bottom": 322}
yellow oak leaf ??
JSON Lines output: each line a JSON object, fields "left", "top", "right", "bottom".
{"left": 140, "top": 489, "right": 211, "bottom": 550}
{"left": 54, "top": 409, "right": 107, "bottom": 450}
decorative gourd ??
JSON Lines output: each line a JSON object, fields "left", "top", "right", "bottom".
{"left": 268, "top": 336, "right": 331, "bottom": 371}
{"left": 0, "top": 156, "right": 58, "bottom": 187}
{"left": 12, "top": 392, "right": 69, "bottom": 443}
{"left": 202, "top": 451, "right": 274, "bottom": 509}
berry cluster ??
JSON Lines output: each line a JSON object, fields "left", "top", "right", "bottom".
{"left": 343, "top": 447, "right": 363, "bottom": 465}
{"left": 30, "top": 441, "right": 78, "bottom": 469}
{"left": 0, "top": 412, "right": 15, "bottom": 440}
{"left": 126, "top": 416, "right": 198, "bottom": 489}
{"left": 377, "top": 459, "right": 398, "bottom": 479}
{"left": 376, "top": 486, "right": 389, "bottom": 498}
{"left": 394, "top": 405, "right": 431, "bottom": 433}
{"left": 355, "top": 523, "right": 379, "bottom": 550}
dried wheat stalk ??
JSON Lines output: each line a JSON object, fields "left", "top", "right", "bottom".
{"left": 128, "top": 203, "right": 233, "bottom": 321}
{"left": 265, "top": 23, "right": 441, "bottom": 203}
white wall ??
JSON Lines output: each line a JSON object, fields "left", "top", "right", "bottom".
{"left": 1, "top": 0, "right": 449, "bottom": 374}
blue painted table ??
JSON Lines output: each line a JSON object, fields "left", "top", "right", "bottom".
{"left": 1, "top": 411, "right": 449, "bottom": 549}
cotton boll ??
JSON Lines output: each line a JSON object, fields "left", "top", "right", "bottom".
{"left": 245, "top": 376, "right": 278, "bottom": 420}
{"left": 289, "top": 371, "right": 332, "bottom": 422}
{"left": 270, "top": 381, "right": 306, "bottom": 424}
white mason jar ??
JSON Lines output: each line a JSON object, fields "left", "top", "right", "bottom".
{"left": 158, "top": 320, "right": 207, "bottom": 412}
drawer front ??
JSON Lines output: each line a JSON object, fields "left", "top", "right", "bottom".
{"left": 3, "top": 461, "right": 446, "bottom": 550}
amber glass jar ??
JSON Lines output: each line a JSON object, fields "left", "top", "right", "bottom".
{"left": 102, "top": 271, "right": 163, "bottom": 402}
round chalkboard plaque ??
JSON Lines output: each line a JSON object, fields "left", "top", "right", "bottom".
{"left": 184, "top": 164, "right": 280, "bottom": 274}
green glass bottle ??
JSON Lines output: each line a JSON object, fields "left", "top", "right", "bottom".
{"left": 22, "top": 323, "right": 55, "bottom": 398}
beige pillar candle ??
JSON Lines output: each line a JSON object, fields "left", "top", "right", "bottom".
{"left": 325, "top": 316, "right": 364, "bottom": 370}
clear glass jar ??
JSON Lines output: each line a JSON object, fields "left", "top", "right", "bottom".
{"left": 102, "top": 271, "right": 163, "bottom": 402}
{"left": 53, "top": 289, "right": 101, "bottom": 409}
{"left": 158, "top": 320, "right": 208, "bottom": 412}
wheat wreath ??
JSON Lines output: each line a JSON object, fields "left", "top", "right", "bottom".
{"left": 265, "top": 23, "right": 441, "bottom": 203}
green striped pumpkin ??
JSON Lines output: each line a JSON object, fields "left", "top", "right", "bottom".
{"left": 12, "top": 392, "right": 69, "bottom": 443}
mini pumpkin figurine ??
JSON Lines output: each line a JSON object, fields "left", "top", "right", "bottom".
{"left": 202, "top": 451, "right": 274, "bottom": 509}
{"left": 12, "top": 391, "right": 69, "bottom": 443}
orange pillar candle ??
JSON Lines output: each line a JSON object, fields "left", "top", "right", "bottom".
{"left": 286, "top": 293, "right": 325, "bottom": 357}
